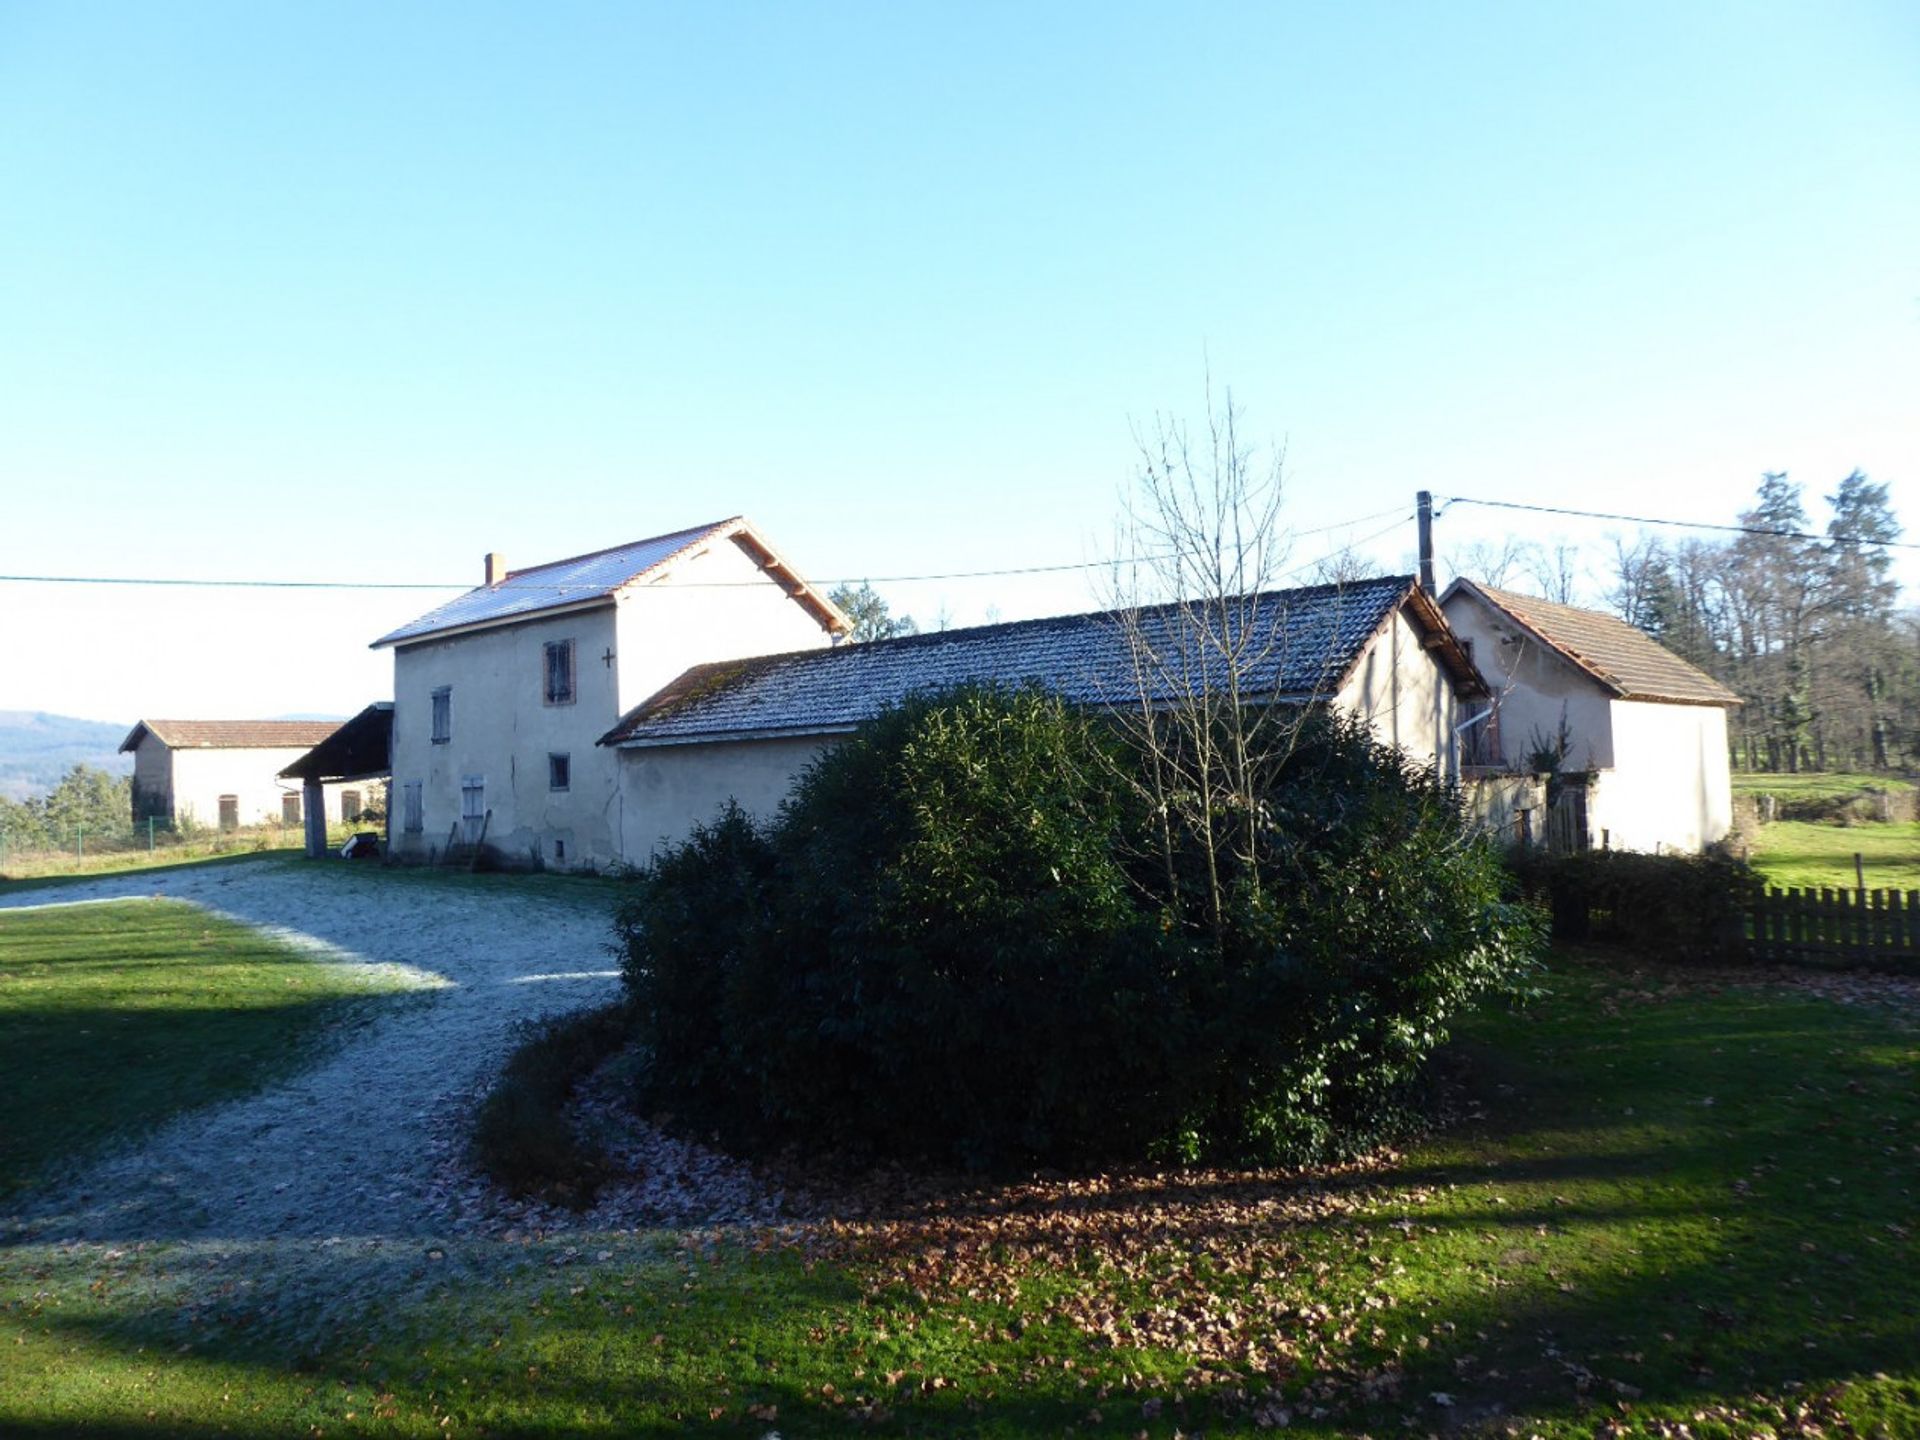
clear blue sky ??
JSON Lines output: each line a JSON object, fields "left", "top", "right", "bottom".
{"left": 2, "top": 1, "right": 1915, "bottom": 720}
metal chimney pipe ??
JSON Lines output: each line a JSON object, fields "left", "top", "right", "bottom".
{"left": 1416, "top": 492, "right": 1435, "bottom": 591}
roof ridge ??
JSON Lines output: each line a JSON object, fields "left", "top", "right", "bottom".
{"left": 1451, "top": 578, "right": 1740, "bottom": 705}
{"left": 836, "top": 574, "right": 1418, "bottom": 657}
{"left": 601, "top": 574, "right": 1429, "bottom": 747}
{"left": 502, "top": 518, "right": 738, "bottom": 581}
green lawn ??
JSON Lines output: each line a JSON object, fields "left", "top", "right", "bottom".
{"left": 2, "top": 955, "right": 1915, "bottom": 1437}
{"left": 1731, "top": 769, "right": 1912, "bottom": 800}
{"left": 0, "top": 898, "right": 410, "bottom": 1195}
{"left": 1750, "top": 818, "right": 1920, "bottom": 892}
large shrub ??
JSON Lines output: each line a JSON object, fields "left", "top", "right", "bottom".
{"left": 616, "top": 686, "right": 1541, "bottom": 1170}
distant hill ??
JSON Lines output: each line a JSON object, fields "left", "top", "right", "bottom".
{"left": 0, "top": 711, "right": 133, "bottom": 801}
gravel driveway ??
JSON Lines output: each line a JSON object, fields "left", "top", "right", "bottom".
{"left": 0, "top": 859, "right": 621, "bottom": 1244}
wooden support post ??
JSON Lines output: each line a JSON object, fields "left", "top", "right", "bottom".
{"left": 303, "top": 781, "right": 327, "bottom": 859}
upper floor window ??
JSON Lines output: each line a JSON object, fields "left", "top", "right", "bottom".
{"left": 543, "top": 640, "right": 576, "bottom": 705}
{"left": 548, "top": 753, "right": 571, "bottom": 791}
{"left": 431, "top": 686, "right": 452, "bottom": 743}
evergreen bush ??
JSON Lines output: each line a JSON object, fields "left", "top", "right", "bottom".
{"left": 616, "top": 686, "right": 1541, "bottom": 1169}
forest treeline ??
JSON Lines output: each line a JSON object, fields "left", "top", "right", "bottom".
{"left": 0, "top": 765, "right": 134, "bottom": 850}
{"left": 1603, "top": 472, "right": 1910, "bottom": 774}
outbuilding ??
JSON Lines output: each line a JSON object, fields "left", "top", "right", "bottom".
{"left": 119, "top": 719, "right": 354, "bottom": 831}
{"left": 601, "top": 574, "right": 1487, "bottom": 863}
{"left": 1439, "top": 579, "right": 1742, "bottom": 853}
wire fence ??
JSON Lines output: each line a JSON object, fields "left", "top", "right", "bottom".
{"left": 0, "top": 818, "right": 367, "bottom": 880}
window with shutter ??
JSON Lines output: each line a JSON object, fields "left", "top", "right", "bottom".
{"left": 543, "top": 640, "right": 576, "bottom": 705}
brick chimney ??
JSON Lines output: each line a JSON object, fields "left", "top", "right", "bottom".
{"left": 485, "top": 552, "right": 508, "bottom": 585}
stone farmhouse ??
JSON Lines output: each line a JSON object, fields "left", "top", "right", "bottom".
{"left": 120, "top": 719, "right": 367, "bottom": 831}
{"left": 1441, "top": 578, "right": 1742, "bottom": 854}
{"left": 370, "top": 519, "right": 848, "bottom": 869}
{"left": 367, "top": 517, "right": 1487, "bottom": 871}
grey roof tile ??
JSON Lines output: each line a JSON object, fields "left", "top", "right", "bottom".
{"left": 603, "top": 576, "right": 1420, "bottom": 746}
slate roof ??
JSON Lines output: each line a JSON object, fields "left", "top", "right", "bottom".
{"left": 603, "top": 575, "right": 1464, "bottom": 747}
{"left": 1445, "top": 580, "right": 1741, "bottom": 707}
{"left": 279, "top": 703, "right": 393, "bottom": 782}
{"left": 120, "top": 719, "right": 343, "bottom": 753}
{"left": 371, "top": 518, "right": 846, "bottom": 648}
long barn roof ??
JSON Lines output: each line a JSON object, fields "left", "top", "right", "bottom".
{"left": 120, "top": 719, "right": 343, "bottom": 752}
{"left": 603, "top": 575, "right": 1480, "bottom": 747}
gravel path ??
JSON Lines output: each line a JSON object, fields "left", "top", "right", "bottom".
{"left": 0, "top": 860, "right": 621, "bottom": 1244}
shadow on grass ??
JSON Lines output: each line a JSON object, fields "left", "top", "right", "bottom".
{"left": 7, "top": 1213, "right": 1915, "bottom": 1440}
{"left": 4, "top": 960, "right": 1914, "bottom": 1436}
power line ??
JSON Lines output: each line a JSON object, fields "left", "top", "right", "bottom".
{"left": 1437, "top": 494, "right": 1920, "bottom": 552}
{"left": 0, "top": 505, "right": 1418, "bottom": 594}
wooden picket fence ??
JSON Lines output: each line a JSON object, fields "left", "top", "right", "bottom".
{"left": 1748, "top": 886, "right": 1920, "bottom": 971}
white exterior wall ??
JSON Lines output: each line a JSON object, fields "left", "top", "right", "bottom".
{"left": 617, "top": 736, "right": 838, "bottom": 863}
{"left": 389, "top": 606, "right": 624, "bottom": 868}
{"left": 1332, "top": 607, "right": 1463, "bottom": 778}
{"left": 1589, "top": 699, "right": 1733, "bottom": 854}
{"left": 384, "top": 536, "right": 839, "bottom": 871}
{"left": 166, "top": 747, "right": 362, "bottom": 828}
{"left": 611, "top": 536, "right": 838, "bottom": 716}
{"left": 1442, "top": 591, "right": 1616, "bottom": 772}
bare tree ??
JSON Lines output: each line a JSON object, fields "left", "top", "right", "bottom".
{"left": 1306, "top": 543, "right": 1383, "bottom": 587}
{"left": 1100, "top": 386, "right": 1351, "bottom": 949}
{"left": 1526, "top": 539, "right": 1583, "bottom": 605}
{"left": 1446, "top": 536, "right": 1531, "bottom": 589}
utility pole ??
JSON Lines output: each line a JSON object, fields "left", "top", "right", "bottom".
{"left": 1416, "top": 490, "right": 1436, "bottom": 591}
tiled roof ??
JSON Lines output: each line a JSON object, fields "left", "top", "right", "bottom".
{"left": 371, "top": 520, "right": 737, "bottom": 648}
{"left": 603, "top": 576, "right": 1424, "bottom": 747}
{"left": 1451, "top": 581, "right": 1742, "bottom": 707}
{"left": 120, "top": 719, "right": 343, "bottom": 753}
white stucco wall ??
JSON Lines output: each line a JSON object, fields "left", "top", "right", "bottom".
{"left": 1332, "top": 607, "right": 1462, "bottom": 778}
{"left": 1589, "top": 699, "right": 1733, "bottom": 854}
{"left": 164, "top": 746, "right": 362, "bottom": 829}
{"left": 388, "top": 606, "right": 625, "bottom": 868}
{"left": 611, "top": 535, "right": 839, "bottom": 716}
{"left": 1441, "top": 590, "right": 1616, "bottom": 772}
{"left": 383, "top": 535, "right": 840, "bottom": 871}
{"left": 617, "top": 735, "right": 838, "bottom": 863}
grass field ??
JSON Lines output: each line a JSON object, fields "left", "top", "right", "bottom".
{"left": 0, "top": 826, "right": 316, "bottom": 884}
{"left": 1750, "top": 818, "right": 1920, "bottom": 892}
{"left": 0, "top": 898, "right": 409, "bottom": 1196}
{"left": 1731, "top": 770, "right": 1912, "bottom": 800}
{"left": 2, "top": 954, "right": 1914, "bottom": 1437}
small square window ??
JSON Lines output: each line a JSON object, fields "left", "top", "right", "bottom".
{"left": 430, "top": 687, "right": 452, "bottom": 743}
{"left": 548, "top": 753, "right": 571, "bottom": 791}
{"left": 543, "top": 640, "right": 576, "bottom": 705}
